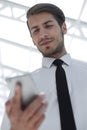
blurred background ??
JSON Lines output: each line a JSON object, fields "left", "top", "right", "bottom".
{"left": 0, "top": 0, "right": 87, "bottom": 128}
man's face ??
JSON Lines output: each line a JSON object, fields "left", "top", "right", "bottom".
{"left": 28, "top": 12, "right": 67, "bottom": 58}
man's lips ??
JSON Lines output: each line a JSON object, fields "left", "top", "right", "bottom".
{"left": 40, "top": 40, "right": 52, "bottom": 46}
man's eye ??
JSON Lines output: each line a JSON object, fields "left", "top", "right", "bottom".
{"left": 31, "top": 29, "right": 39, "bottom": 35}
{"left": 34, "top": 29, "right": 39, "bottom": 33}
{"left": 46, "top": 25, "right": 53, "bottom": 28}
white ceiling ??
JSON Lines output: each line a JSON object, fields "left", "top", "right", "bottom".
{"left": 5, "top": 0, "right": 87, "bottom": 20}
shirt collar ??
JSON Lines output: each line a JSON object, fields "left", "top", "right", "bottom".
{"left": 42, "top": 53, "right": 72, "bottom": 68}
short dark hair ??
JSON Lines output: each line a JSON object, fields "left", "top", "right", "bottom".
{"left": 26, "top": 3, "right": 65, "bottom": 28}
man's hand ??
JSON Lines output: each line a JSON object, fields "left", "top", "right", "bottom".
{"left": 6, "top": 84, "right": 48, "bottom": 130}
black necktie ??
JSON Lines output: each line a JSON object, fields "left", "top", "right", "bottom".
{"left": 53, "top": 59, "right": 76, "bottom": 130}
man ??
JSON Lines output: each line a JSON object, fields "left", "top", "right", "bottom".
{"left": 1, "top": 3, "right": 87, "bottom": 130}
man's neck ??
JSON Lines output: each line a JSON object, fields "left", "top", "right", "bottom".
{"left": 50, "top": 51, "right": 67, "bottom": 59}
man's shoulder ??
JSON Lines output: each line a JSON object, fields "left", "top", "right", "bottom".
{"left": 30, "top": 67, "right": 44, "bottom": 77}
{"left": 71, "top": 58, "right": 87, "bottom": 71}
{"left": 72, "top": 58, "right": 87, "bottom": 65}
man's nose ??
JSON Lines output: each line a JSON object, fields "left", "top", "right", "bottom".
{"left": 39, "top": 29, "right": 48, "bottom": 39}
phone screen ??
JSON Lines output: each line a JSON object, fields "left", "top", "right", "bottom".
{"left": 6, "top": 74, "right": 39, "bottom": 110}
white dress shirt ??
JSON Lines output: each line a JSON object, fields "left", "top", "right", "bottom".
{"left": 1, "top": 54, "right": 87, "bottom": 130}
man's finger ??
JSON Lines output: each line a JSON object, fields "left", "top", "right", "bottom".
{"left": 12, "top": 84, "right": 22, "bottom": 109}
{"left": 23, "top": 93, "right": 46, "bottom": 120}
{"left": 5, "top": 100, "right": 12, "bottom": 117}
{"left": 34, "top": 114, "right": 45, "bottom": 130}
{"left": 30, "top": 101, "right": 48, "bottom": 124}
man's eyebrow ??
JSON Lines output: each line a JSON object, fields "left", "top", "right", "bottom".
{"left": 31, "top": 26, "right": 38, "bottom": 31}
{"left": 31, "top": 20, "right": 53, "bottom": 31}
{"left": 43, "top": 20, "right": 53, "bottom": 25}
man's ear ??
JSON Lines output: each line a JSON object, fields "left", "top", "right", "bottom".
{"left": 62, "top": 22, "right": 67, "bottom": 34}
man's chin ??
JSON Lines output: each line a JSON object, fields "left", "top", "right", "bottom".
{"left": 39, "top": 49, "right": 52, "bottom": 57}
{"left": 42, "top": 52, "right": 54, "bottom": 57}
{"left": 39, "top": 48, "right": 59, "bottom": 57}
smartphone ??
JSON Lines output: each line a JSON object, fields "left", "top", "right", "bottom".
{"left": 6, "top": 73, "right": 39, "bottom": 110}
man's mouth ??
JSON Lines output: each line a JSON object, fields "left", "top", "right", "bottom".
{"left": 40, "top": 40, "right": 53, "bottom": 46}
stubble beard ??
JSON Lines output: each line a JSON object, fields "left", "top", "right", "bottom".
{"left": 39, "top": 38, "right": 65, "bottom": 58}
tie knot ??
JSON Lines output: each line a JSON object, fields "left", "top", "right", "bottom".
{"left": 53, "top": 59, "right": 63, "bottom": 67}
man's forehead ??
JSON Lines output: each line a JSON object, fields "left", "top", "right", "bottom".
{"left": 28, "top": 13, "right": 55, "bottom": 28}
